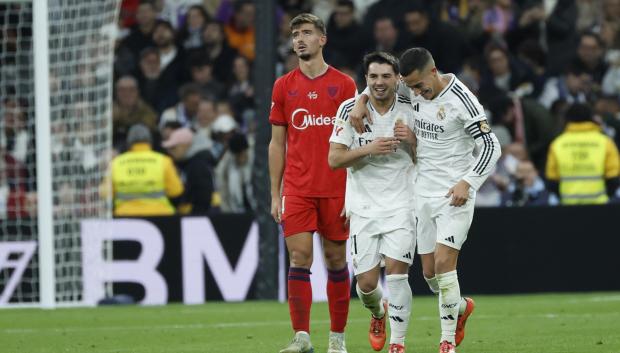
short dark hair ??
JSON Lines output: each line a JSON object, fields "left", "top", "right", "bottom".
{"left": 565, "top": 103, "right": 593, "bottom": 122}
{"left": 290, "top": 13, "right": 326, "bottom": 35}
{"left": 336, "top": 0, "right": 355, "bottom": 10}
{"left": 178, "top": 83, "right": 203, "bottom": 99}
{"left": 139, "top": 47, "right": 159, "bottom": 60}
{"left": 363, "top": 51, "right": 399, "bottom": 75}
{"left": 399, "top": 47, "right": 433, "bottom": 76}
{"left": 229, "top": 133, "right": 249, "bottom": 154}
{"left": 154, "top": 20, "right": 175, "bottom": 34}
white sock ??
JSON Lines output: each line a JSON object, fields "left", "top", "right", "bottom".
{"left": 458, "top": 297, "right": 468, "bottom": 315}
{"left": 437, "top": 270, "right": 460, "bottom": 344}
{"left": 386, "top": 274, "right": 412, "bottom": 346}
{"left": 424, "top": 276, "right": 439, "bottom": 294}
{"left": 356, "top": 282, "right": 385, "bottom": 318}
{"left": 428, "top": 276, "right": 467, "bottom": 315}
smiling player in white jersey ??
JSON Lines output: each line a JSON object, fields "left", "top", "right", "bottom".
{"left": 348, "top": 47, "right": 501, "bottom": 353}
{"left": 328, "top": 52, "right": 416, "bottom": 353}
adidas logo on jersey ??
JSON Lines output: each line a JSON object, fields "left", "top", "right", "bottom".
{"left": 402, "top": 252, "right": 412, "bottom": 259}
{"left": 444, "top": 236, "right": 455, "bottom": 243}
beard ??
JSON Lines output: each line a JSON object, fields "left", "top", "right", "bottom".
{"left": 298, "top": 52, "right": 312, "bottom": 61}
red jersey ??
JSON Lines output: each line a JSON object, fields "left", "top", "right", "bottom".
{"left": 270, "top": 66, "right": 357, "bottom": 197}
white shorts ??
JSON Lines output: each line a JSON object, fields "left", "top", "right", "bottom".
{"left": 414, "top": 195, "right": 475, "bottom": 254}
{"left": 349, "top": 211, "right": 416, "bottom": 275}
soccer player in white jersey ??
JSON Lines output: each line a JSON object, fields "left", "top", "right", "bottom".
{"left": 328, "top": 52, "right": 416, "bottom": 353}
{"left": 348, "top": 47, "right": 501, "bottom": 353}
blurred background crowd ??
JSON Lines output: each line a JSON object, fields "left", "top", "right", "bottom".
{"left": 3, "top": 0, "right": 620, "bottom": 218}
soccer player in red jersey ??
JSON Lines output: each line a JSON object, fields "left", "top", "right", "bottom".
{"left": 269, "top": 13, "right": 357, "bottom": 353}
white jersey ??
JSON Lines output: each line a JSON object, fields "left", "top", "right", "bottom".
{"left": 401, "top": 74, "right": 501, "bottom": 197}
{"left": 330, "top": 94, "right": 415, "bottom": 218}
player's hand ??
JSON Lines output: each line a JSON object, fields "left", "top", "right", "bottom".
{"left": 271, "top": 195, "right": 282, "bottom": 223}
{"left": 394, "top": 121, "right": 416, "bottom": 145}
{"left": 446, "top": 180, "right": 471, "bottom": 207}
{"left": 340, "top": 205, "right": 350, "bottom": 227}
{"left": 366, "top": 137, "right": 400, "bottom": 156}
{"left": 349, "top": 99, "right": 372, "bottom": 134}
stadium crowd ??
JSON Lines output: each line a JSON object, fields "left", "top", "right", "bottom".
{"left": 2, "top": 0, "right": 620, "bottom": 219}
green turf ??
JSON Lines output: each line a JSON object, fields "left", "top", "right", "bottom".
{"left": 0, "top": 292, "right": 619, "bottom": 353}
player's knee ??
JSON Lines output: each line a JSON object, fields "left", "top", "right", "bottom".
{"left": 434, "top": 256, "right": 456, "bottom": 274}
{"left": 356, "top": 275, "right": 377, "bottom": 293}
{"left": 289, "top": 249, "right": 313, "bottom": 268}
{"left": 323, "top": 249, "right": 346, "bottom": 269}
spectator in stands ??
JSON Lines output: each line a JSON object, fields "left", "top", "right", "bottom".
{"left": 572, "top": 31, "right": 609, "bottom": 85}
{"left": 200, "top": 20, "right": 239, "bottom": 82}
{"left": 487, "top": 93, "right": 559, "bottom": 171}
{"left": 516, "top": 39, "right": 547, "bottom": 97}
{"left": 501, "top": 160, "right": 551, "bottom": 206}
{"left": 402, "top": 4, "right": 470, "bottom": 74}
{"left": 177, "top": 4, "right": 210, "bottom": 50}
{"left": 163, "top": 127, "right": 214, "bottom": 214}
{"left": 325, "top": 0, "right": 366, "bottom": 70}
{"left": 159, "top": 83, "right": 203, "bottom": 128}
{"left": 593, "top": 95, "right": 620, "bottom": 147}
{"left": 136, "top": 47, "right": 179, "bottom": 113}
{"left": 227, "top": 55, "right": 255, "bottom": 122}
{"left": 0, "top": 135, "right": 34, "bottom": 219}
{"left": 546, "top": 103, "right": 620, "bottom": 205}
{"left": 369, "top": 16, "right": 402, "bottom": 56}
{"left": 481, "top": 0, "right": 517, "bottom": 37}
{"left": 189, "top": 55, "right": 226, "bottom": 101}
{"left": 215, "top": 133, "right": 254, "bottom": 213}
{"left": 112, "top": 76, "right": 158, "bottom": 150}
{"left": 538, "top": 64, "right": 590, "bottom": 109}
{"left": 479, "top": 40, "right": 535, "bottom": 100}
{"left": 152, "top": 20, "right": 186, "bottom": 84}
{"left": 0, "top": 97, "right": 31, "bottom": 164}
{"left": 224, "top": 0, "right": 255, "bottom": 61}
{"left": 105, "top": 124, "right": 184, "bottom": 216}
{"left": 509, "top": 0, "right": 577, "bottom": 76}
{"left": 120, "top": 0, "right": 157, "bottom": 61}
{"left": 601, "top": 20, "right": 620, "bottom": 96}
{"left": 210, "top": 113, "right": 238, "bottom": 161}
{"left": 193, "top": 99, "right": 217, "bottom": 146}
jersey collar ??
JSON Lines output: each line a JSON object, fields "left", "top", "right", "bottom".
{"left": 436, "top": 74, "right": 456, "bottom": 99}
{"left": 367, "top": 93, "right": 397, "bottom": 115}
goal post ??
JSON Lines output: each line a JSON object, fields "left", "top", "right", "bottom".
{"left": 0, "top": 0, "right": 119, "bottom": 307}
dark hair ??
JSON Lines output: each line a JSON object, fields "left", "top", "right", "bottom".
{"left": 579, "top": 30, "right": 605, "bottom": 48}
{"left": 189, "top": 53, "right": 213, "bottom": 69}
{"left": 399, "top": 47, "right": 433, "bottom": 76}
{"left": 290, "top": 13, "right": 326, "bottom": 35}
{"left": 154, "top": 20, "right": 175, "bottom": 34}
{"left": 138, "top": 0, "right": 155, "bottom": 8}
{"left": 229, "top": 133, "right": 249, "bottom": 154}
{"left": 178, "top": 83, "right": 203, "bottom": 99}
{"left": 363, "top": 51, "right": 399, "bottom": 75}
{"left": 139, "top": 46, "right": 159, "bottom": 60}
{"left": 336, "top": 0, "right": 355, "bottom": 10}
{"left": 565, "top": 103, "right": 593, "bottom": 122}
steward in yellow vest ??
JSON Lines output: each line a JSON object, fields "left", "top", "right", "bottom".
{"left": 108, "top": 124, "right": 184, "bottom": 216}
{"left": 546, "top": 103, "right": 620, "bottom": 205}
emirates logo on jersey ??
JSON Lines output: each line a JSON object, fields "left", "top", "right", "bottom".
{"left": 291, "top": 108, "right": 336, "bottom": 130}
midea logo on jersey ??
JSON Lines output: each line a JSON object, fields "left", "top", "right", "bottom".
{"left": 291, "top": 108, "right": 336, "bottom": 130}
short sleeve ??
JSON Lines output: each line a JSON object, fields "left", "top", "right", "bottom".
{"left": 269, "top": 78, "right": 287, "bottom": 126}
{"left": 329, "top": 99, "right": 355, "bottom": 147}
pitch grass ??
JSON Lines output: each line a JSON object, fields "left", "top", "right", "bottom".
{"left": 1, "top": 292, "right": 619, "bottom": 353}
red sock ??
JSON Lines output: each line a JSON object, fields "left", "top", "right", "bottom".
{"left": 288, "top": 267, "right": 312, "bottom": 332}
{"left": 327, "top": 265, "right": 351, "bottom": 333}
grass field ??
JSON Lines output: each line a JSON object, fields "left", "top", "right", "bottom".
{"left": 1, "top": 292, "right": 619, "bottom": 353}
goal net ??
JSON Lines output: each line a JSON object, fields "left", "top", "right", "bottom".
{"left": 0, "top": 0, "right": 119, "bottom": 306}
